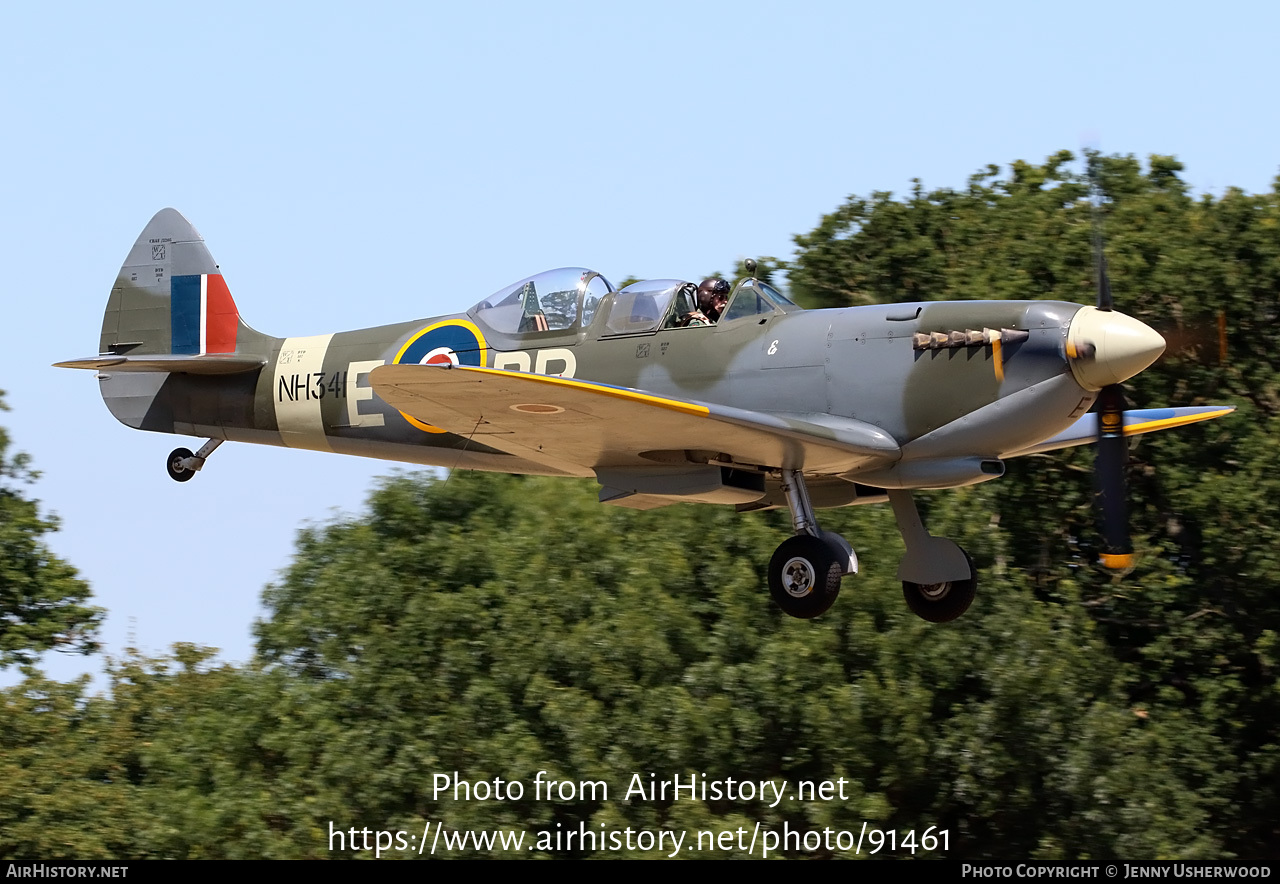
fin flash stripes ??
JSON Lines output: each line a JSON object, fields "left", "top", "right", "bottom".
{"left": 171, "top": 274, "right": 238, "bottom": 355}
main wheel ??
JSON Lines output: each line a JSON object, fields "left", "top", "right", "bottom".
{"left": 768, "top": 535, "right": 843, "bottom": 619}
{"left": 902, "top": 551, "right": 976, "bottom": 623}
{"left": 166, "top": 447, "right": 196, "bottom": 483}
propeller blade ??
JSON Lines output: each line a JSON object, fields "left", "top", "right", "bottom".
{"left": 1152, "top": 311, "right": 1227, "bottom": 364}
{"left": 1087, "top": 152, "right": 1134, "bottom": 568}
{"left": 1095, "top": 249, "right": 1114, "bottom": 312}
{"left": 1095, "top": 383, "right": 1133, "bottom": 569}
{"left": 1088, "top": 154, "right": 1115, "bottom": 312}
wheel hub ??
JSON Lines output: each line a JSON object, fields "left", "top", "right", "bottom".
{"left": 781, "top": 557, "right": 816, "bottom": 597}
{"left": 918, "top": 581, "right": 951, "bottom": 602}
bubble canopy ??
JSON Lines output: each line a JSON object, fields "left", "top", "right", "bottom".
{"left": 469, "top": 268, "right": 615, "bottom": 335}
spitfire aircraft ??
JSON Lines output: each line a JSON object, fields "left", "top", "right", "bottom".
{"left": 57, "top": 209, "right": 1234, "bottom": 621}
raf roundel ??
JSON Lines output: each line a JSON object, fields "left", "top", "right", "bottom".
{"left": 392, "top": 320, "right": 488, "bottom": 432}
{"left": 394, "top": 320, "right": 487, "bottom": 369}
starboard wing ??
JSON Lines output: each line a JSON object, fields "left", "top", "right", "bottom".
{"left": 1004, "top": 406, "right": 1236, "bottom": 457}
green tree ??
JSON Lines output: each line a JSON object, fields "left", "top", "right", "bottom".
{"left": 0, "top": 394, "right": 99, "bottom": 667}
{"left": 0, "top": 473, "right": 1241, "bottom": 859}
{"left": 243, "top": 471, "right": 1230, "bottom": 858}
{"left": 0, "top": 671, "right": 138, "bottom": 857}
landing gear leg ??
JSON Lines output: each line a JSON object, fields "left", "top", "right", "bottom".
{"left": 166, "top": 439, "right": 223, "bottom": 483}
{"left": 887, "top": 490, "right": 976, "bottom": 622}
{"left": 766, "top": 470, "right": 857, "bottom": 619}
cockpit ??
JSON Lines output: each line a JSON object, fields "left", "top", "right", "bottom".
{"left": 468, "top": 268, "right": 799, "bottom": 340}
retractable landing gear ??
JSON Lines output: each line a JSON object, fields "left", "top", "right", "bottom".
{"left": 767, "top": 470, "right": 858, "bottom": 619}
{"left": 887, "top": 490, "right": 976, "bottom": 622}
{"left": 166, "top": 439, "right": 223, "bottom": 483}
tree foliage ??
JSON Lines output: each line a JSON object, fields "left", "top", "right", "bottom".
{"left": 0, "top": 394, "right": 99, "bottom": 667}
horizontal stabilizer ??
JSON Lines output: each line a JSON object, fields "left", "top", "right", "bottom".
{"left": 54, "top": 354, "right": 266, "bottom": 375}
{"left": 1005, "top": 405, "right": 1236, "bottom": 457}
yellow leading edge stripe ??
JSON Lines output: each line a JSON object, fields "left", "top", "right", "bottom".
{"left": 1121, "top": 407, "right": 1235, "bottom": 437}
{"left": 458, "top": 366, "right": 711, "bottom": 417}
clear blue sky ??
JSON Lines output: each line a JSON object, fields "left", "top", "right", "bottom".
{"left": 2, "top": 1, "right": 1276, "bottom": 685}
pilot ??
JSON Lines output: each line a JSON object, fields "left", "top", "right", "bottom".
{"left": 678, "top": 278, "right": 730, "bottom": 326}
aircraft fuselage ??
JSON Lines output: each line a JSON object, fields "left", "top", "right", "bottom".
{"left": 101, "top": 297, "right": 1096, "bottom": 483}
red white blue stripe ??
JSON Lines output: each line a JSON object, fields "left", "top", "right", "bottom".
{"left": 171, "top": 274, "right": 238, "bottom": 355}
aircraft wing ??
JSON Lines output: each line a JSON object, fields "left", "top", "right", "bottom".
{"left": 1004, "top": 406, "right": 1236, "bottom": 457}
{"left": 370, "top": 364, "right": 900, "bottom": 477}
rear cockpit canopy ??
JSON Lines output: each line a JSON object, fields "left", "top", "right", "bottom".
{"left": 599, "top": 277, "right": 801, "bottom": 334}
{"left": 470, "top": 268, "right": 614, "bottom": 334}
{"left": 602, "top": 279, "right": 690, "bottom": 335}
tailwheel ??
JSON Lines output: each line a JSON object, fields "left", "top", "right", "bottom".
{"left": 902, "top": 551, "right": 976, "bottom": 623}
{"left": 768, "top": 534, "right": 843, "bottom": 619}
{"left": 164, "top": 439, "right": 222, "bottom": 483}
{"left": 166, "top": 448, "right": 196, "bottom": 483}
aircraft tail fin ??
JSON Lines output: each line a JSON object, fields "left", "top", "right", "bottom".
{"left": 96, "top": 208, "right": 272, "bottom": 359}
{"left": 56, "top": 209, "right": 277, "bottom": 432}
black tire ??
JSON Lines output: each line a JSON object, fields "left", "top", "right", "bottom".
{"left": 166, "top": 447, "right": 196, "bottom": 483}
{"left": 768, "top": 534, "right": 843, "bottom": 619}
{"left": 902, "top": 551, "right": 976, "bottom": 623}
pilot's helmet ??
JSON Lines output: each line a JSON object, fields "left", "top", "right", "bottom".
{"left": 696, "top": 278, "right": 730, "bottom": 314}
